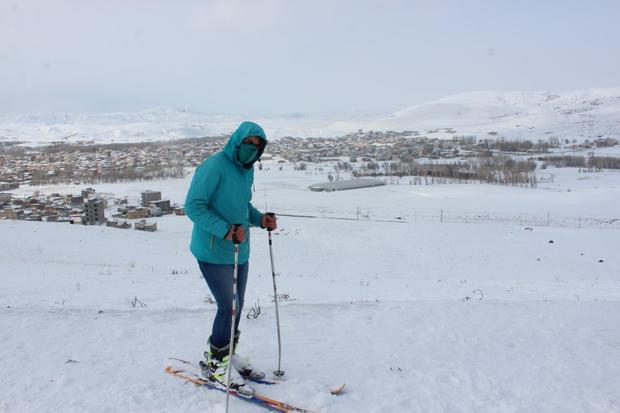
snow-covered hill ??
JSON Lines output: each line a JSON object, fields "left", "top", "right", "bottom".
{"left": 1, "top": 87, "right": 619, "bottom": 145}
{"left": 2, "top": 164, "right": 620, "bottom": 412}
{"left": 372, "top": 87, "right": 620, "bottom": 141}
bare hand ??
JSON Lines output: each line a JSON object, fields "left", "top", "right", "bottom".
{"left": 261, "top": 213, "right": 277, "bottom": 231}
{"left": 225, "top": 225, "right": 245, "bottom": 242}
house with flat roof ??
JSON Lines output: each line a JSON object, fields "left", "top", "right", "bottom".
{"left": 134, "top": 219, "right": 157, "bottom": 232}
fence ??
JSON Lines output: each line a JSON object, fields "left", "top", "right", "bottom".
{"left": 263, "top": 203, "right": 620, "bottom": 230}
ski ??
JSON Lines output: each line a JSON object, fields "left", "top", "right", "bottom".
{"left": 263, "top": 375, "right": 345, "bottom": 396}
{"left": 168, "top": 357, "right": 345, "bottom": 394}
{"left": 164, "top": 359, "right": 315, "bottom": 413}
{"left": 164, "top": 365, "right": 286, "bottom": 412}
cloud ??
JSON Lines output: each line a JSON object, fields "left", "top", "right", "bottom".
{"left": 186, "top": 0, "right": 287, "bottom": 34}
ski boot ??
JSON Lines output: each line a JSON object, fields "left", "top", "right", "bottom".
{"left": 200, "top": 339, "right": 254, "bottom": 397}
{"left": 231, "top": 330, "right": 266, "bottom": 381}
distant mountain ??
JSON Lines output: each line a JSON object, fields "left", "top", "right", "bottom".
{"left": 369, "top": 88, "right": 620, "bottom": 141}
{"left": 0, "top": 107, "right": 355, "bottom": 145}
{"left": 1, "top": 87, "right": 619, "bottom": 145}
{"left": 0, "top": 107, "right": 223, "bottom": 145}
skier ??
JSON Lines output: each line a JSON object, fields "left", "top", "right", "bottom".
{"left": 184, "top": 121, "right": 278, "bottom": 395}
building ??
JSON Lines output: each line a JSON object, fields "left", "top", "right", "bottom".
{"left": 152, "top": 199, "right": 172, "bottom": 213}
{"left": 24, "top": 211, "right": 42, "bottom": 221}
{"left": 126, "top": 207, "right": 149, "bottom": 220}
{"left": 81, "top": 187, "right": 96, "bottom": 200}
{"left": 134, "top": 219, "right": 157, "bottom": 232}
{"left": 106, "top": 220, "right": 131, "bottom": 229}
{"left": 141, "top": 190, "right": 162, "bottom": 207}
{"left": 148, "top": 205, "right": 162, "bottom": 217}
{"left": 69, "top": 214, "right": 84, "bottom": 224}
{"left": 70, "top": 195, "right": 84, "bottom": 208}
{"left": 0, "top": 208, "right": 22, "bottom": 220}
{"left": 0, "top": 182, "right": 19, "bottom": 191}
{"left": 84, "top": 197, "right": 105, "bottom": 225}
{"left": 308, "top": 178, "right": 386, "bottom": 192}
{"left": 0, "top": 193, "right": 11, "bottom": 205}
{"left": 45, "top": 215, "right": 69, "bottom": 223}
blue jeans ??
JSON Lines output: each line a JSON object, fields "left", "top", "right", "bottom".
{"left": 198, "top": 260, "right": 249, "bottom": 349}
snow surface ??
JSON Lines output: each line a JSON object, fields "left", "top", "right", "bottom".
{"left": 2, "top": 164, "right": 620, "bottom": 412}
{"left": 1, "top": 87, "right": 619, "bottom": 144}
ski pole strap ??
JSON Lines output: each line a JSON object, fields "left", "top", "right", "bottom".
{"left": 265, "top": 212, "right": 275, "bottom": 232}
{"left": 232, "top": 224, "right": 242, "bottom": 244}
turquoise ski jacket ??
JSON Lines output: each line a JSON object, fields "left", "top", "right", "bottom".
{"left": 185, "top": 121, "right": 267, "bottom": 265}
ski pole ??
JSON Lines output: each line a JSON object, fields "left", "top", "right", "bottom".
{"left": 226, "top": 224, "right": 242, "bottom": 413}
{"left": 266, "top": 213, "right": 285, "bottom": 377}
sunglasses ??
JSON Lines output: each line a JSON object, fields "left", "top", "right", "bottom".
{"left": 242, "top": 137, "right": 264, "bottom": 147}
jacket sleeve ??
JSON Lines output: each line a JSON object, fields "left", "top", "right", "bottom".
{"left": 184, "top": 161, "right": 230, "bottom": 239}
{"left": 249, "top": 202, "right": 263, "bottom": 228}
{"left": 248, "top": 181, "right": 263, "bottom": 228}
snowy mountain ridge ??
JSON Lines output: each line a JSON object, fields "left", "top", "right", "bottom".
{"left": 371, "top": 87, "right": 620, "bottom": 140}
{"left": 1, "top": 87, "right": 619, "bottom": 145}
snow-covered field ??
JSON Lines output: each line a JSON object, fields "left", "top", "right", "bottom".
{"left": 2, "top": 163, "right": 620, "bottom": 412}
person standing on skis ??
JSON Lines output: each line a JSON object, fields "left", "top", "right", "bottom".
{"left": 184, "top": 121, "right": 277, "bottom": 395}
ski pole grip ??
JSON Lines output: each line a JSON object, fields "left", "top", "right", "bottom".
{"left": 232, "top": 224, "right": 242, "bottom": 244}
{"left": 265, "top": 212, "right": 275, "bottom": 232}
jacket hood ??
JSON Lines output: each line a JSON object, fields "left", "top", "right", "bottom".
{"left": 223, "top": 121, "right": 268, "bottom": 168}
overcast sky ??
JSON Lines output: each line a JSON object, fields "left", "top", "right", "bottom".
{"left": 1, "top": 0, "right": 619, "bottom": 116}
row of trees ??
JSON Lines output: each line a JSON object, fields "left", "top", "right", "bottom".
{"left": 29, "top": 165, "right": 186, "bottom": 186}
{"left": 474, "top": 138, "right": 559, "bottom": 153}
{"left": 541, "top": 156, "right": 620, "bottom": 170}
{"left": 352, "top": 157, "right": 537, "bottom": 187}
